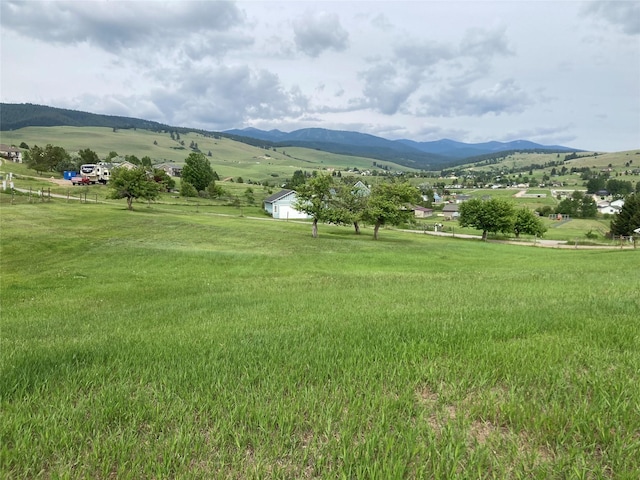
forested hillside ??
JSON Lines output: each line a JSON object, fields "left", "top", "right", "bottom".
{"left": 0, "top": 103, "right": 172, "bottom": 132}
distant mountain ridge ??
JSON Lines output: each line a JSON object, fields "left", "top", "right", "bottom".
{"left": 396, "top": 138, "right": 578, "bottom": 160}
{"left": 0, "top": 103, "right": 582, "bottom": 170}
{"left": 225, "top": 127, "right": 580, "bottom": 165}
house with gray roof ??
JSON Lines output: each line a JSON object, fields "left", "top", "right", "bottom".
{"left": 156, "top": 163, "right": 183, "bottom": 177}
{"left": 442, "top": 203, "right": 460, "bottom": 220}
{"left": 263, "top": 189, "right": 310, "bottom": 220}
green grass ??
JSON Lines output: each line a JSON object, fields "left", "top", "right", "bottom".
{"left": 2, "top": 200, "right": 639, "bottom": 479}
{"left": 0, "top": 158, "right": 625, "bottom": 245}
{"left": 0, "top": 127, "right": 409, "bottom": 185}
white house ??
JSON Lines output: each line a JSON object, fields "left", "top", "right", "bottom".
{"left": 598, "top": 205, "right": 620, "bottom": 215}
{"left": 263, "top": 189, "right": 310, "bottom": 220}
{"left": 597, "top": 198, "right": 625, "bottom": 215}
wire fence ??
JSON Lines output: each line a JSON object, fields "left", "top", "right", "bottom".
{"left": 1, "top": 187, "right": 100, "bottom": 205}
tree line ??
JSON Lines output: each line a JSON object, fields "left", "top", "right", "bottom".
{"left": 291, "top": 174, "right": 420, "bottom": 239}
{"left": 459, "top": 198, "right": 547, "bottom": 241}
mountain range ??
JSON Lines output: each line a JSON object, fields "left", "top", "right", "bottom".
{"left": 224, "top": 127, "right": 580, "bottom": 168}
{"left": 0, "top": 103, "right": 581, "bottom": 170}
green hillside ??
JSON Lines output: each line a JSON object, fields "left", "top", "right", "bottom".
{"left": 0, "top": 102, "right": 171, "bottom": 132}
{"left": 0, "top": 126, "right": 409, "bottom": 184}
{"left": 448, "top": 150, "right": 640, "bottom": 188}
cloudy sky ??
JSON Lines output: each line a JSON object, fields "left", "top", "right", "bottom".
{"left": 1, "top": 0, "right": 638, "bottom": 151}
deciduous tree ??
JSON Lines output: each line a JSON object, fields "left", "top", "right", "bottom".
{"left": 606, "top": 178, "right": 633, "bottom": 197}
{"left": 513, "top": 208, "right": 547, "bottom": 238}
{"left": 294, "top": 174, "right": 333, "bottom": 238}
{"left": 24, "top": 145, "right": 47, "bottom": 174}
{"left": 586, "top": 177, "right": 606, "bottom": 194}
{"left": 557, "top": 191, "right": 597, "bottom": 218}
{"left": 182, "top": 153, "right": 214, "bottom": 192}
{"left": 152, "top": 168, "right": 175, "bottom": 192}
{"left": 326, "top": 182, "right": 369, "bottom": 234}
{"left": 459, "top": 198, "right": 514, "bottom": 241}
{"left": 78, "top": 148, "right": 99, "bottom": 165}
{"left": 25, "top": 144, "right": 70, "bottom": 174}
{"left": 363, "top": 182, "right": 419, "bottom": 240}
{"left": 180, "top": 181, "right": 198, "bottom": 198}
{"left": 108, "top": 166, "right": 160, "bottom": 210}
{"left": 207, "top": 180, "right": 225, "bottom": 199}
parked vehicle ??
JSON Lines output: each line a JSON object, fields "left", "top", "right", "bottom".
{"left": 71, "top": 176, "right": 91, "bottom": 185}
{"left": 79, "top": 163, "right": 111, "bottom": 184}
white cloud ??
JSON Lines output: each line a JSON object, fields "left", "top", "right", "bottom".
{"left": 419, "top": 79, "right": 533, "bottom": 117}
{"left": 0, "top": 1, "right": 637, "bottom": 151}
{"left": 355, "top": 63, "right": 422, "bottom": 115}
{"left": 293, "top": 11, "right": 349, "bottom": 57}
{"left": 0, "top": 1, "right": 246, "bottom": 50}
{"left": 583, "top": 1, "right": 640, "bottom": 35}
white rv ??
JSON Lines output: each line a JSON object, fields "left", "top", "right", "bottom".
{"left": 79, "top": 162, "right": 111, "bottom": 184}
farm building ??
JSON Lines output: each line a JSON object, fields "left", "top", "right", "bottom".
{"left": 263, "top": 189, "right": 310, "bottom": 220}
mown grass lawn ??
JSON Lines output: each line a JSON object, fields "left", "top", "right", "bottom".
{"left": 1, "top": 199, "right": 639, "bottom": 479}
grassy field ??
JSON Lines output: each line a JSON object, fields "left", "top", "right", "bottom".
{"left": 1, "top": 156, "right": 629, "bottom": 245}
{"left": 0, "top": 127, "right": 406, "bottom": 185}
{"left": 1, "top": 199, "right": 639, "bottom": 479}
